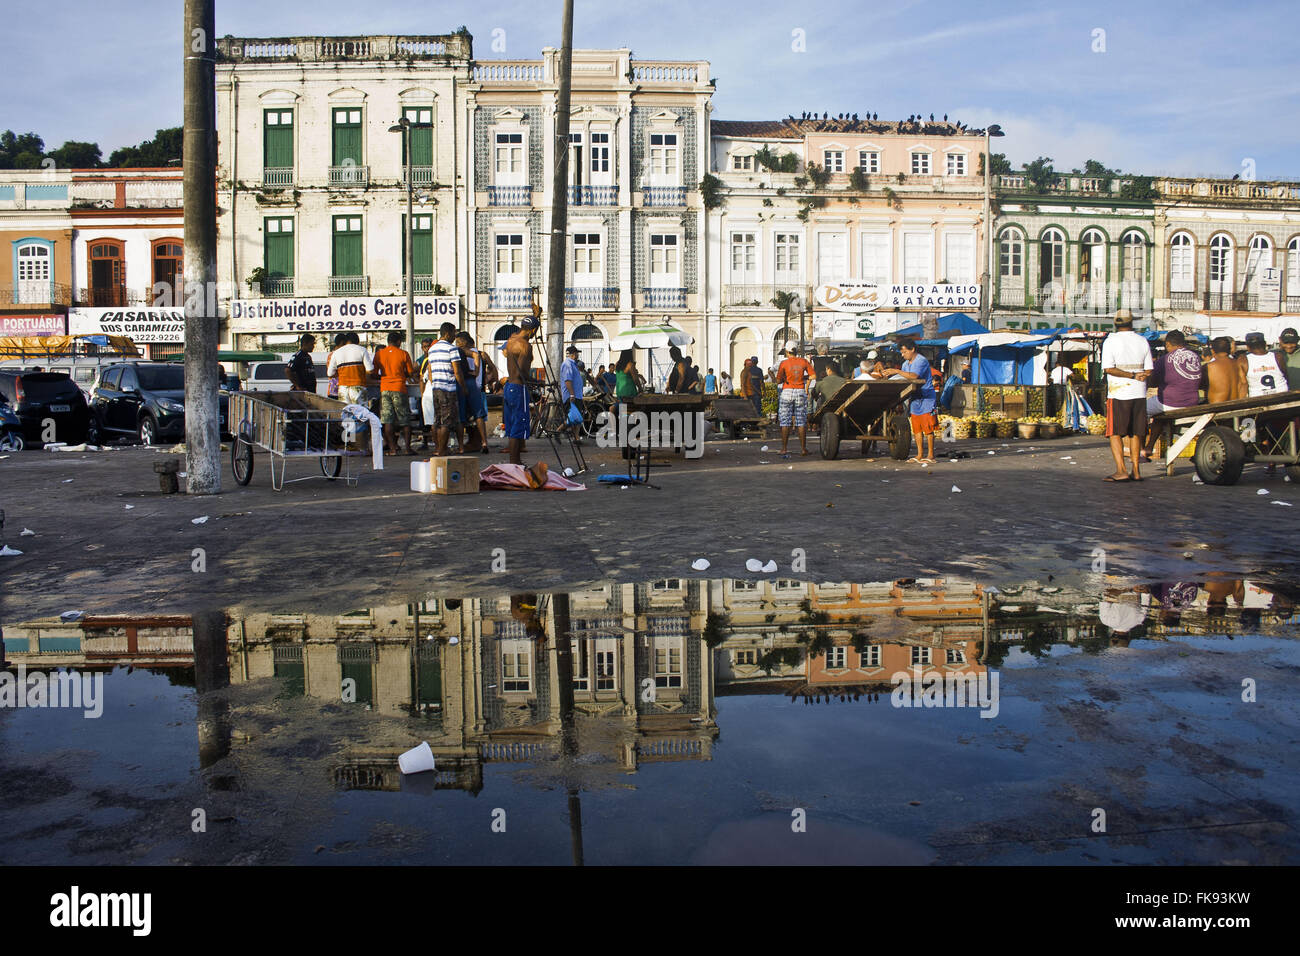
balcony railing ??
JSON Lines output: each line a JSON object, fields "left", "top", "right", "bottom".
{"left": 721, "top": 284, "right": 812, "bottom": 308}
{"left": 329, "top": 276, "right": 369, "bottom": 295}
{"left": 261, "top": 277, "right": 296, "bottom": 297}
{"left": 329, "top": 165, "right": 370, "bottom": 187}
{"left": 487, "top": 185, "right": 532, "bottom": 206}
{"left": 404, "top": 165, "right": 435, "bottom": 186}
{"left": 643, "top": 186, "right": 686, "bottom": 207}
{"left": 564, "top": 287, "right": 618, "bottom": 309}
{"left": 1170, "top": 291, "right": 1198, "bottom": 310}
{"left": 76, "top": 287, "right": 155, "bottom": 307}
{"left": 218, "top": 35, "right": 471, "bottom": 63}
{"left": 402, "top": 275, "right": 435, "bottom": 294}
{"left": 0, "top": 284, "right": 72, "bottom": 308}
{"left": 1287, "top": 296, "right": 1300, "bottom": 312}
{"left": 489, "top": 287, "right": 533, "bottom": 309}
{"left": 995, "top": 285, "right": 1027, "bottom": 307}
{"left": 263, "top": 167, "right": 294, "bottom": 187}
{"left": 643, "top": 287, "right": 687, "bottom": 309}
{"left": 568, "top": 184, "right": 618, "bottom": 206}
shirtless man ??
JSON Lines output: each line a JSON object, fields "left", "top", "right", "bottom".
{"left": 1205, "top": 336, "right": 1241, "bottom": 405}
{"left": 503, "top": 304, "right": 541, "bottom": 466}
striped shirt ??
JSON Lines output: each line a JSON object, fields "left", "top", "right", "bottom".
{"left": 426, "top": 339, "right": 461, "bottom": 392}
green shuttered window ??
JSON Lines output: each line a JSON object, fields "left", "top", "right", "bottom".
{"left": 263, "top": 110, "right": 294, "bottom": 168}
{"left": 332, "top": 108, "right": 363, "bottom": 167}
{"left": 402, "top": 214, "right": 434, "bottom": 276}
{"left": 264, "top": 217, "right": 294, "bottom": 278}
{"left": 403, "top": 107, "right": 433, "bottom": 167}
{"left": 332, "top": 216, "right": 363, "bottom": 277}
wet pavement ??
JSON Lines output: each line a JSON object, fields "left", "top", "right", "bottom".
{"left": 2, "top": 577, "right": 1297, "bottom": 865}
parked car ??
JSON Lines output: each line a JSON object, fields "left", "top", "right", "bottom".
{"left": 1, "top": 400, "right": 27, "bottom": 450}
{"left": 88, "top": 362, "right": 229, "bottom": 446}
{"left": 0, "top": 370, "right": 90, "bottom": 446}
{"left": 0, "top": 355, "right": 145, "bottom": 402}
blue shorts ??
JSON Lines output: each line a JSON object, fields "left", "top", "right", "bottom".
{"left": 461, "top": 382, "right": 488, "bottom": 423}
{"left": 503, "top": 382, "right": 531, "bottom": 439}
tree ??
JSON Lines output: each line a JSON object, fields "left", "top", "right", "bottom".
{"left": 49, "top": 140, "right": 103, "bottom": 169}
{"left": 1023, "top": 156, "right": 1057, "bottom": 193}
{"left": 1082, "top": 158, "right": 1117, "bottom": 178}
{"left": 107, "top": 127, "right": 182, "bottom": 167}
{"left": 0, "top": 130, "right": 46, "bottom": 169}
{"left": 988, "top": 151, "right": 1013, "bottom": 176}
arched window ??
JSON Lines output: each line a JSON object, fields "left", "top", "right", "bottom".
{"left": 493, "top": 323, "right": 520, "bottom": 342}
{"left": 1120, "top": 231, "right": 1146, "bottom": 308}
{"left": 570, "top": 322, "right": 605, "bottom": 370}
{"left": 998, "top": 228, "right": 1023, "bottom": 278}
{"left": 1169, "top": 232, "right": 1194, "bottom": 294}
{"left": 88, "top": 239, "right": 125, "bottom": 306}
{"left": 151, "top": 238, "right": 184, "bottom": 306}
{"left": 1078, "top": 230, "right": 1107, "bottom": 309}
{"left": 1039, "top": 228, "right": 1065, "bottom": 299}
{"left": 15, "top": 241, "right": 52, "bottom": 304}
{"left": 1245, "top": 235, "right": 1273, "bottom": 299}
{"left": 1209, "top": 234, "right": 1233, "bottom": 307}
{"left": 1287, "top": 237, "right": 1300, "bottom": 306}
{"left": 774, "top": 326, "right": 798, "bottom": 355}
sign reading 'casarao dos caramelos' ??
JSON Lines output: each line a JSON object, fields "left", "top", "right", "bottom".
{"left": 815, "top": 281, "right": 980, "bottom": 312}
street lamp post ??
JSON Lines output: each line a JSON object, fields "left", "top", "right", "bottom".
{"left": 390, "top": 117, "right": 417, "bottom": 363}
{"left": 982, "top": 124, "right": 1005, "bottom": 330}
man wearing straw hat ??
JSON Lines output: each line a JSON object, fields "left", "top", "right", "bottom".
{"left": 1100, "top": 308, "right": 1152, "bottom": 482}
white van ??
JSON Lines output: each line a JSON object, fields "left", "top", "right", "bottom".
{"left": 244, "top": 353, "right": 331, "bottom": 396}
{"left": 0, "top": 355, "right": 143, "bottom": 401}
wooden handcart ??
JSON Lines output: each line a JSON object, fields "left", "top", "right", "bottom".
{"left": 810, "top": 379, "right": 918, "bottom": 461}
{"left": 1153, "top": 392, "right": 1300, "bottom": 484}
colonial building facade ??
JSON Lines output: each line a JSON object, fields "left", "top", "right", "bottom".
{"left": 991, "top": 173, "right": 1156, "bottom": 332}
{"left": 710, "top": 117, "right": 989, "bottom": 371}
{"left": 214, "top": 33, "right": 473, "bottom": 352}
{"left": 466, "top": 49, "right": 712, "bottom": 375}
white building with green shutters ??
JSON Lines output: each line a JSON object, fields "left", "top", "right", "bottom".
{"left": 215, "top": 33, "right": 473, "bottom": 351}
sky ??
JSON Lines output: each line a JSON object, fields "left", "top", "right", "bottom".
{"left": 5, "top": 0, "right": 1297, "bottom": 180}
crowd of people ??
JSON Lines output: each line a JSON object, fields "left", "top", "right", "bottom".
{"left": 1101, "top": 312, "right": 1299, "bottom": 481}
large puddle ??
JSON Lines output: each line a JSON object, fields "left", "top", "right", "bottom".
{"left": 2, "top": 576, "right": 1297, "bottom": 864}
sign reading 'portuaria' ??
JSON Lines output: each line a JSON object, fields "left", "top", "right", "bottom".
{"left": 0, "top": 314, "right": 64, "bottom": 337}
{"left": 227, "top": 296, "right": 460, "bottom": 333}
{"left": 815, "top": 282, "right": 981, "bottom": 313}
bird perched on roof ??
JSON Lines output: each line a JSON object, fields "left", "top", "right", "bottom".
{"left": 943, "top": 114, "right": 948, "bottom": 122}
{"left": 823, "top": 112, "right": 828, "bottom": 120}
{"left": 930, "top": 113, "right": 934, "bottom": 121}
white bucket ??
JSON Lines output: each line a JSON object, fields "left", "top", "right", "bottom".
{"left": 410, "top": 459, "right": 432, "bottom": 493}
{"left": 398, "top": 741, "right": 436, "bottom": 775}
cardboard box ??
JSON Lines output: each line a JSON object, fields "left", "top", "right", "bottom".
{"left": 431, "top": 456, "right": 480, "bottom": 495}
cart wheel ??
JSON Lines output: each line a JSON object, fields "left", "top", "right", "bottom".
{"left": 232, "top": 438, "right": 254, "bottom": 485}
{"left": 321, "top": 455, "right": 342, "bottom": 480}
{"left": 1193, "top": 425, "right": 1245, "bottom": 485}
{"left": 820, "top": 412, "right": 841, "bottom": 460}
{"left": 889, "top": 413, "right": 912, "bottom": 461}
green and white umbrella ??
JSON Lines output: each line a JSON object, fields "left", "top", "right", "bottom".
{"left": 611, "top": 325, "right": 694, "bottom": 389}
{"left": 611, "top": 324, "right": 694, "bottom": 350}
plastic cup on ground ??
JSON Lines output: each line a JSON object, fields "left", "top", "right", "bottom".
{"left": 398, "top": 741, "right": 436, "bottom": 775}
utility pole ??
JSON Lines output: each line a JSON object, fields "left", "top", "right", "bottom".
{"left": 390, "top": 117, "right": 417, "bottom": 361}
{"left": 183, "top": 0, "right": 220, "bottom": 494}
{"left": 545, "top": 0, "right": 575, "bottom": 378}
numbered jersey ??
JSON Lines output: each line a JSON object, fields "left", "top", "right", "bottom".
{"left": 1243, "top": 352, "right": 1287, "bottom": 397}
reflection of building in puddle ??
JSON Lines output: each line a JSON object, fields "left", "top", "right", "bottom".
{"left": 712, "top": 578, "right": 989, "bottom": 698}
{"left": 1, "top": 614, "right": 195, "bottom": 673}
{"left": 224, "top": 582, "right": 719, "bottom": 783}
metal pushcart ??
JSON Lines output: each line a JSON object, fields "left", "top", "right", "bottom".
{"left": 228, "top": 390, "right": 368, "bottom": 491}
{"left": 811, "top": 379, "right": 917, "bottom": 460}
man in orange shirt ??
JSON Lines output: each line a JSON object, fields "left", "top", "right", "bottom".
{"left": 776, "top": 345, "right": 814, "bottom": 456}
{"left": 374, "top": 330, "right": 418, "bottom": 455}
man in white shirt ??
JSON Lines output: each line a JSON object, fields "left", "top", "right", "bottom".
{"left": 1100, "top": 310, "right": 1152, "bottom": 482}
{"left": 326, "top": 331, "right": 375, "bottom": 406}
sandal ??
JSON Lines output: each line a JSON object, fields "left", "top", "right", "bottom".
{"left": 1103, "top": 474, "right": 1132, "bottom": 482}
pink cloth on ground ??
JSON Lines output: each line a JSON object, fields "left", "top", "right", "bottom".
{"left": 478, "top": 463, "right": 587, "bottom": 491}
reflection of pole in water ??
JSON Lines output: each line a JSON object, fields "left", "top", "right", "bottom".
{"left": 552, "top": 592, "right": 584, "bottom": 866}
{"left": 193, "top": 609, "right": 233, "bottom": 783}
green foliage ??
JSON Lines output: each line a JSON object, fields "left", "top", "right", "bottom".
{"left": 1119, "top": 175, "right": 1159, "bottom": 201}
{"left": 806, "top": 162, "right": 831, "bottom": 188}
{"left": 755, "top": 145, "right": 798, "bottom": 173}
{"left": 0, "top": 130, "right": 46, "bottom": 169}
{"left": 108, "top": 128, "right": 182, "bottom": 168}
{"left": 771, "top": 290, "right": 797, "bottom": 312}
{"left": 792, "top": 175, "right": 809, "bottom": 189}
{"left": 757, "top": 646, "right": 804, "bottom": 675}
{"left": 246, "top": 266, "right": 268, "bottom": 290}
{"left": 848, "top": 168, "right": 869, "bottom": 191}
{"left": 1023, "top": 156, "right": 1056, "bottom": 193}
{"left": 48, "top": 141, "right": 103, "bottom": 168}
{"left": 699, "top": 172, "right": 725, "bottom": 210}
{"left": 762, "top": 197, "right": 773, "bottom": 206}
{"left": 896, "top": 171, "right": 905, "bottom": 184}
{"left": 881, "top": 186, "right": 901, "bottom": 210}
{"left": 702, "top": 612, "right": 733, "bottom": 649}
{"left": 989, "top": 152, "right": 1013, "bottom": 175}
{"left": 762, "top": 382, "right": 779, "bottom": 415}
